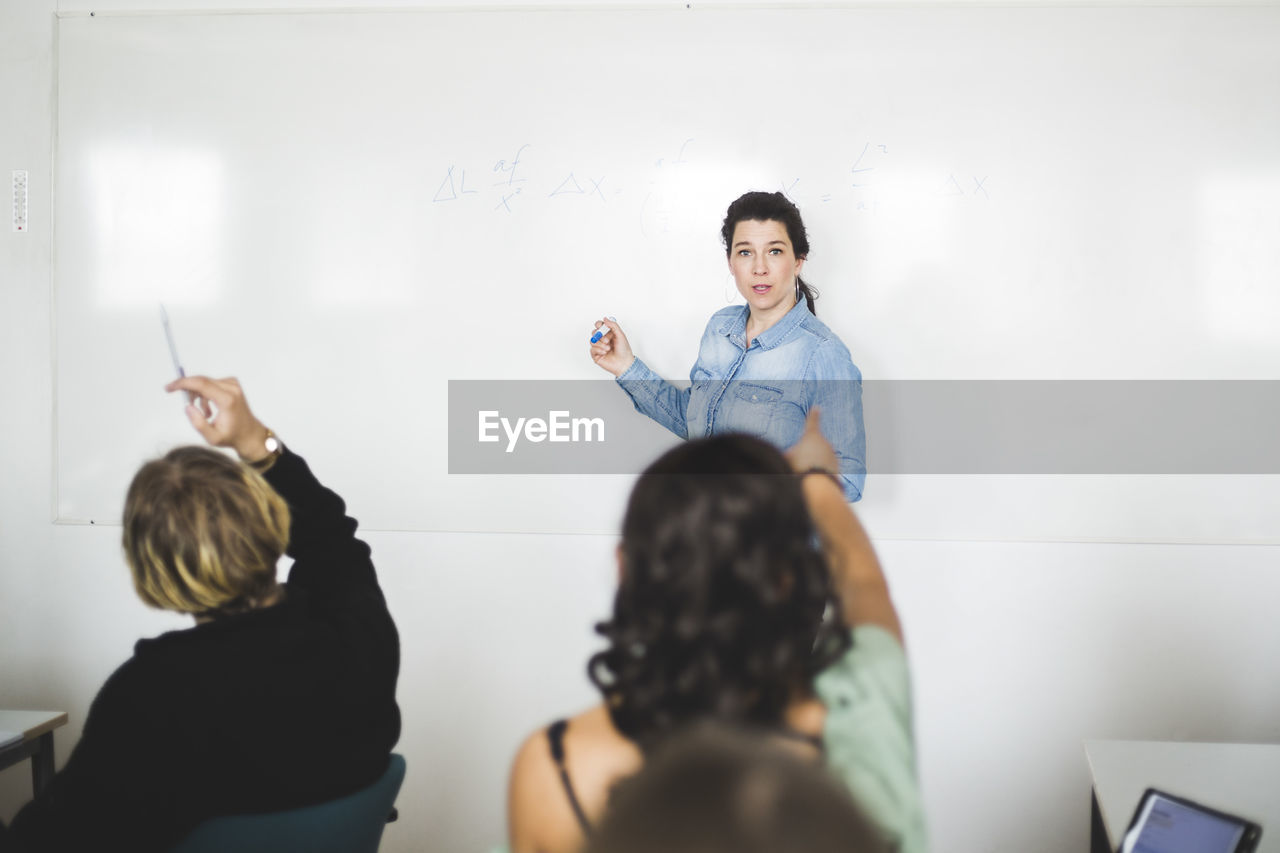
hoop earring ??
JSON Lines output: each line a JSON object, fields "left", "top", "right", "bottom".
{"left": 795, "top": 280, "right": 801, "bottom": 303}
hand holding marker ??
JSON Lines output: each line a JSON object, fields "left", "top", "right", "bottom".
{"left": 590, "top": 316, "right": 617, "bottom": 344}
{"left": 589, "top": 316, "right": 636, "bottom": 378}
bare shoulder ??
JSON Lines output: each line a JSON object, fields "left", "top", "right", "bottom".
{"left": 561, "top": 705, "right": 644, "bottom": 814}
{"left": 507, "top": 704, "right": 642, "bottom": 853}
{"left": 507, "top": 719, "right": 566, "bottom": 853}
{"left": 576, "top": 704, "right": 642, "bottom": 756}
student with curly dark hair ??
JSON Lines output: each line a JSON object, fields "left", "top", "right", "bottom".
{"left": 586, "top": 429, "right": 850, "bottom": 746}
{"left": 506, "top": 411, "right": 926, "bottom": 853}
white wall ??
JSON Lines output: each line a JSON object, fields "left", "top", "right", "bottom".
{"left": 4, "top": 3, "right": 1280, "bottom": 853}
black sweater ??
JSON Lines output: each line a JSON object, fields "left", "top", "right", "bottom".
{"left": 7, "top": 449, "right": 401, "bottom": 853}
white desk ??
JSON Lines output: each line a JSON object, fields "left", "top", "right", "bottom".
{"left": 1086, "top": 739, "right": 1280, "bottom": 852}
{"left": 0, "top": 710, "right": 68, "bottom": 797}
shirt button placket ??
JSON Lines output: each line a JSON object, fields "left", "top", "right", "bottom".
{"left": 705, "top": 347, "right": 748, "bottom": 437}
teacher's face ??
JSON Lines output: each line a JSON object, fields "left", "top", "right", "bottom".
{"left": 728, "top": 219, "right": 805, "bottom": 321}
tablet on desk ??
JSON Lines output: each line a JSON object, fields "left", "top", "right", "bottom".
{"left": 1119, "top": 788, "right": 1261, "bottom": 853}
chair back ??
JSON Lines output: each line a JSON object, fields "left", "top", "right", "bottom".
{"left": 170, "top": 753, "right": 406, "bottom": 853}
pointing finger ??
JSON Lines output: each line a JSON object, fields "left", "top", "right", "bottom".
{"left": 805, "top": 407, "right": 822, "bottom": 432}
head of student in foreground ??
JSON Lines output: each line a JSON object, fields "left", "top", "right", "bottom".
{"left": 588, "top": 433, "right": 850, "bottom": 750}
{"left": 122, "top": 446, "right": 289, "bottom": 619}
{"left": 585, "top": 724, "right": 892, "bottom": 853}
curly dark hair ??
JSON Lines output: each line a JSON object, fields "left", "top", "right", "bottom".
{"left": 588, "top": 434, "right": 851, "bottom": 750}
{"left": 720, "top": 191, "right": 819, "bottom": 315}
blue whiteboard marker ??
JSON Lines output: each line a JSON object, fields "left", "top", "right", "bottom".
{"left": 590, "top": 316, "right": 618, "bottom": 344}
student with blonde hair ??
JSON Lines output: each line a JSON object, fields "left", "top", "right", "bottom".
{"left": 6, "top": 376, "right": 400, "bottom": 853}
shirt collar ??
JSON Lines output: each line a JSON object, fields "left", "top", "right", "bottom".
{"left": 715, "top": 298, "right": 810, "bottom": 350}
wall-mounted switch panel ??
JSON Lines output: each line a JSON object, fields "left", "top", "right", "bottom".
{"left": 13, "top": 170, "right": 28, "bottom": 232}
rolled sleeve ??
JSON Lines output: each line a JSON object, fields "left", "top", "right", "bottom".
{"left": 616, "top": 356, "right": 692, "bottom": 439}
{"left": 806, "top": 341, "right": 867, "bottom": 501}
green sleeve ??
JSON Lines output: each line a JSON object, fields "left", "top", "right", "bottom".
{"left": 816, "top": 625, "right": 929, "bottom": 853}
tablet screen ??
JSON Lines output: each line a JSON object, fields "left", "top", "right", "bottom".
{"left": 1121, "top": 791, "right": 1247, "bottom": 853}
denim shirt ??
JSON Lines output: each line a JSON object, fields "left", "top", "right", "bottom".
{"left": 617, "top": 299, "right": 866, "bottom": 501}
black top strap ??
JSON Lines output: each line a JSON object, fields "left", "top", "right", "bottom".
{"left": 546, "top": 720, "right": 593, "bottom": 835}
{"left": 544, "top": 717, "right": 821, "bottom": 838}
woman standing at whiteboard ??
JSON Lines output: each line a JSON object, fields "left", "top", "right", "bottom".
{"left": 590, "top": 191, "right": 866, "bottom": 501}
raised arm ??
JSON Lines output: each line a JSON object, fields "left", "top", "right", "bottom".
{"left": 790, "top": 410, "right": 926, "bottom": 853}
{"left": 165, "top": 375, "right": 376, "bottom": 592}
{"left": 786, "top": 409, "right": 899, "bottom": 643}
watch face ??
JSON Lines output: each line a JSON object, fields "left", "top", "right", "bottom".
{"left": 265, "top": 435, "right": 280, "bottom": 453}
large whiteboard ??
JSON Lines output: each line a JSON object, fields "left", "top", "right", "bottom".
{"left": 53, "top": 6, "right": 1280, "bottom": 540}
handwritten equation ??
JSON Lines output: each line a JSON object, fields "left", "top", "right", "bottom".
{"left": 432, "top": 143, "right": 619, "bottom": 213}
{"left": 429, "top": 138, "right": 991, "bottom": 218}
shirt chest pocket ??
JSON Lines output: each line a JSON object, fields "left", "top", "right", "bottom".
{"left": 720, "top": 382, "right": 788, "bottom": 436}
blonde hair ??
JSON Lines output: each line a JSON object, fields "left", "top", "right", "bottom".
{"left": 123, "top": 446, "right": 291, "bottom": 616}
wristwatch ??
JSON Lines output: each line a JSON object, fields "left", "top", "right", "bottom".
{"left": 249, "top": 428, "right": 283, "bottom": 471}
